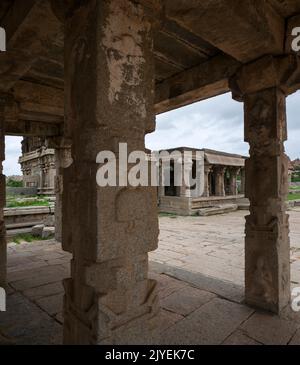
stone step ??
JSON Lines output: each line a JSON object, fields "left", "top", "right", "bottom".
{"left": 196, "top": 204, "right": 238, "bottom": 216}
{"left": 6, "top": 227, "right": 33, "bottom": 237}
{"left": 6, "top": 221, "right": 43, "bottom": 230}
{"left": 237, "top": 202, "right": 250, "bottom": 210}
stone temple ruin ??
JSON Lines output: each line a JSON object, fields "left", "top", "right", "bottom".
{"left": 19, "top": 137, "right": 56, "bottom": 195}
{"left": 158, "top": 147, "right": 246, "bottom": 215}
{"left": 0, "top": 0, "right": 300, "bottom": 345}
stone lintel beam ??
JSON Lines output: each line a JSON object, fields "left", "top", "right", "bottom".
{"left": 230, "top": 55, "right": 300, "bottom": 101}
{"left": 2, "top": 88, "right": 63, "bottom": 136}
{"left": 5, "top": 120, "right": 61, "bottom": 137}
{"left": 12, "top": 81, "right": 64, "bottom": 117}
{"left": 0, "top": 0, "right": 62, "bottom": 91}
{"left": 165, "top": 0, "right": 285, "bottom": 63}
{"left": 155, "top": 54, "right": 240, "bottom": 114}
{"left": 3, "top": 80, "right": 64, "bottom": 126}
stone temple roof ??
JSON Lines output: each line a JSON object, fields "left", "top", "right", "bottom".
{"left": 157, "top": 146, "right": 247, "bottom": 167}
{"left": 158, "top": 146, "right": 247, "bottom": 158}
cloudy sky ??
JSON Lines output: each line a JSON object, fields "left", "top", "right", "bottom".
{"left": 3, "top": 90, "right": 300, "bottom": 176}
{"left": 146, "top": 90, "right": 300, "bottom": 158}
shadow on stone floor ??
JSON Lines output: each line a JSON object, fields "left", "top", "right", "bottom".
{"left": 0, "top": 241, "right": 299, "bottom": 345}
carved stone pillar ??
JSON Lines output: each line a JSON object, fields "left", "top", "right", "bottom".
{"left": 181, "top": 157, "right": 193, "bottom": 198}
{"left": 244, "top": 88, "right": 289, "bottom": 313}
{"left": 229, "top": 167, "right": 239, "bottom": 196}
{"left": 240, "top": 168, "right": 246, "bottom": 195}
{"left": 0, "top": 96, "right": 7, "bottom": 288}
{"left": 47, "top": 137, "right": 72, "bottom": 243}
{"left": 230, "top": 55, "right": 300, "bottom": 313}
{"left": 214, "top": 166, "right": 226, "bottom": 197}
{"left": 180, "top": 157, "right": 187, "bottom": 198}
{"left": 204, "top": 165, "right": 212, "bottom": 197}
{"left": 63, "top": 0, "right": 160, "bottom": 344}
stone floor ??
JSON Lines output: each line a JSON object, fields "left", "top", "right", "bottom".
{"left": 0, "top": 210, "right": 300, "bottom": 345}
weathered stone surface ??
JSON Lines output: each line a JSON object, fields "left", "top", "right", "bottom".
{"left": 222, "top": 330, "right": 262, "bottom": 345}
{"left": 240, "top": 312, "right": 298, "bottom": 345}
{"left": 197, "top": 204, "right": 238, "bottom": 216}
{"left": 243, "top": 88, "right": 290, "bottom": 313}
{"left": 9, "top": 264, "right": 69, "bottom": 291}
{"left": 158, "top": 309, "right": 184, "bottom": 333}
{"left": 160, "top": 298, "right": 254, "bottom": 345}
{"left": 36, "top": 293, "right": 64, "bottom": 316}
{"left": 0, "top": 293, "right": 62, "bottom": 345}
{"left": 165, "top": 0, "right": 285, "bottom": 63}
{"left": 289, "top": 329, "right": 300, "bottom": 345}
{"left": 32, "top": 224, "right": 45, "bottom": 237}
{"left": 161, "top": 286, "right": 216, "bottom": 316}
{"left": 63, "top": 0, "right": 159, "bottom": 344}
{"left": 2, "top": 239, "right": 300, "bottom": 345}
{"left": 1, "top": 0, "right": 299, "bottom": 346}
{"left": 23, "top": 281, "right": 64, "bottom": 300}
{"left": 42, "top": 226, "right": 55, "bottom": 239}
{"left": 43, "top": 215, "right": 55, "bottom": 227}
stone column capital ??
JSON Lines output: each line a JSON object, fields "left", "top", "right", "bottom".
{"left": 229, "top": 166, "right": 240, "bottom": 174}
{"left": 204, "top": 164, "right": 212, "bottom": 174}
{"left": 229, "top": 55, "right": 300, "bottom": 101}
{"left": 214, "top": 165, "right": 226, "bottom": 175}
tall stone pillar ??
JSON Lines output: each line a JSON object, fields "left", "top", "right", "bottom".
{"left": 179, "top": 157, "right": 187, "bottom": 198}
{"left": 0, "top": 96, "right": 6, "bottom": 288}
{"left": 63, "top": 0, "right": 160, "bottom": 344}
{"left": 244, "top": 88, "right": 289, "bottom": 313}
{"left": 230, "top": 55, "right": 299, "bottom": 313}
{"left": 240, "top": 168, "right": 246, "bottom": 195}
{"left": 229, "top": 167, "right": 239, "bottom": 196}
{"left": 47, "top": 138, "right": 72, "bottom": 243}
{"left": 204, "top": 165, "right": 212, "bottom": 197}
{"left": 215, "top": 166, "right": 225, "bottom": 197}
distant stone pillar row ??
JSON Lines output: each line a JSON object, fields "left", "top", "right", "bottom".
{"left": 63, "top": 0, "right": 160, "bottom": 345}
{"left": 0, "top": 95, "right": 7, "bottom": 288}
{"left": 230, "top": 55, "right": 300, "bottom": 313}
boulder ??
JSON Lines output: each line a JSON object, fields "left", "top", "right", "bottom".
{"left": 31, "top": 225, "right": 45, "bottom": 237}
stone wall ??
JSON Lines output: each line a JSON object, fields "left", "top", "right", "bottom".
{"left": 6, "top": 187, "right": 38, "bottom": 196}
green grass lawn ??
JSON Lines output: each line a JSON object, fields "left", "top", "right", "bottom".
{"left": 159, "top": 212, "right": 178, "bottom": 218}
{"left": 10, "top": 233, "right": 54, "bottom": 245}
{"left": 6, "top": 194, "right": 50, "bottom": 208}
{"left": 6, "top": 200, "right": 50, "bottom": 208}
{"left": 288, "top": 193, "right": 300, "bottom": 201}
